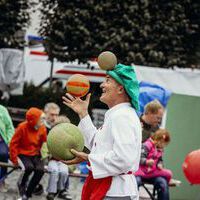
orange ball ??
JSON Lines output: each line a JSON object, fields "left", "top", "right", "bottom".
{"left": 66, "top": 74, "right": 90, "bottom": 97}
{"left": 97, "top": 51, "right": 117, "bottom": 70}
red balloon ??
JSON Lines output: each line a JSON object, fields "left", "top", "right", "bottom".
{"left": 182, "top": 149, "right": 200, "bottom": 184}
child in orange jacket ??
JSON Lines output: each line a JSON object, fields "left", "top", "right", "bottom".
{"left": 9, "top": 107, "right": 47, "bottom": 200}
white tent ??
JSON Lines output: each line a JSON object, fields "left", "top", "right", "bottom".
{"left": 135, "top": 65, "right": 200, "bottom": 97}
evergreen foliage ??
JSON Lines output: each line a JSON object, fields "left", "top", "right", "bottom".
{"left": 0, "top": 0, "right": 32, "bottom": 48}
{"left": 40, "top": 0, "right": 200, "bottom": 68}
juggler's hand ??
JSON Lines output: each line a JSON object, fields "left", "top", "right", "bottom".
{"left": 62, "top": 93, "right": 91, "bottom": 119}
{"left": 61, "top": 149, "right": 89, "bottom": 165}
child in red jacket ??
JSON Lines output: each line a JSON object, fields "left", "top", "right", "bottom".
{"left": 9, "top": 107, "right": 47, "bottom": 200}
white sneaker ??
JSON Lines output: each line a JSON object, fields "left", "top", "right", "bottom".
{"left": 169, "top": 179, "right": 182, "bottom": 186}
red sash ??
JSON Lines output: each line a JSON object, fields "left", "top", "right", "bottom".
{"left": 81, "top": 170, "right": 112, "bottom": 200}
{"left": 81, "top": 161, "right": 133, "bottom": 200}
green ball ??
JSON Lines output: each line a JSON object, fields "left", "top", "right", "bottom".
{"left": 47, "top": 123, "right": 84, "bottom": 160}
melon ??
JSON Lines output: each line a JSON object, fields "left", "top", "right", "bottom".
{"left": 47, "top": 123, "right": 84, "bottom": 160}
{"left": 97, "top": 51, "right": 117, "bottom": 70}
{"left": 66, "top": 74, "right": 90, "bottom": 97}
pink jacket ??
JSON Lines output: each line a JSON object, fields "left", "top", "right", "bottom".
{"left": 139, "top": 139, "right": 163, "bottom": 174}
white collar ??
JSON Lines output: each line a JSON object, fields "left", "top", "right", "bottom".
{"left": 44, "top": 120, "right": 52, "bottom": 129}
{"left": 105, "top": 102, "right": 131, "bottom": 120}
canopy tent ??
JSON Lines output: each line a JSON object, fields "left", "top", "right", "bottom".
{"left": 135, "top": 65, "right": 200, "bottom": 97}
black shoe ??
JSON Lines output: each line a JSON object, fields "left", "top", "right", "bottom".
{"left": 57, "top": 190, "right": 72, "bottom": 200}
{"left": 17, "top": 182, "right": 26, "bottom": 197}
{"left": 33, "top": 184, "right": 44, "bottom": 195}
{"left": 46, "top": 193, "right": 56, "bottom": 200}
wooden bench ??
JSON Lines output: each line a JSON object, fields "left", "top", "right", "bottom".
{"left": 0, "top": 161, "right": 180, "bottom": 199}
{"left": 0, "top": 161, "right": 88, "bottom": 180}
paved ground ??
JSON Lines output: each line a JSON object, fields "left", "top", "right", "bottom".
{"left": 0, "top": 169, "right": 83, "bottom": 200}
{"left": 0, "top": 169, "right": 151, "bottom": 200}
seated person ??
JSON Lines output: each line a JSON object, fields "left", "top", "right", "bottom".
{"left": 9, "top": 107, "right": 47, "bottom": 200}
{"left": 140, "top": 100, "right": 164, "bottom": 142}
{"left": 41, "top": 115, "right": 72, "bottom": 200}
{"left": 0, "top": 104, "right": 14, "bottom": 192}
{"left": 135, "top": 129, "right": 173, "bottom": 200}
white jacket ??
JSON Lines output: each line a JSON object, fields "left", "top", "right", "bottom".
{"left": 78, "top": 102, "right": 142, "bottom": 197}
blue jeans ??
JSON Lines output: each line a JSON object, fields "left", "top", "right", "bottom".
{"left": 47, "top": 160, "right": 69, "bottom": 193}
{"left": 136, "top": 176, "right": 169, "bottom": 200}
{"left": 0, "top": 138, "right": 9, "bottom": 182}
